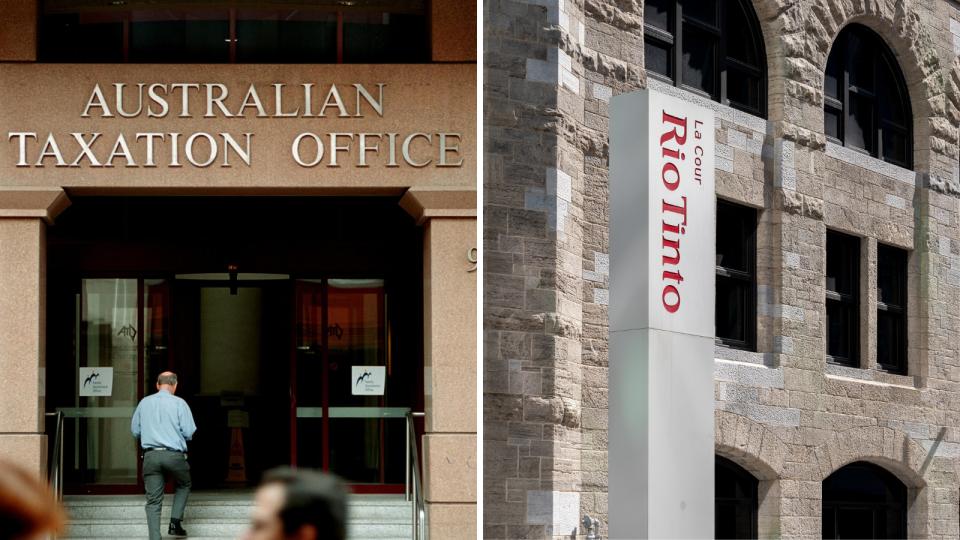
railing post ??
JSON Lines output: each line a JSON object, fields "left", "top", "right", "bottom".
{"left": 405, "top": 412, "right": 410, "bottom": 502}
{"left": 57, "top": 414, "right": 63, "bottom": 501}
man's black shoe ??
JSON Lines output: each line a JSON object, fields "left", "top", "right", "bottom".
{"left": 168, "top": 522, "right": 188, "bottom": 537}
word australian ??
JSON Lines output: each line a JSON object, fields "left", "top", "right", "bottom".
{"left": 7, "top": 83, "right": 463, "bottom": 168}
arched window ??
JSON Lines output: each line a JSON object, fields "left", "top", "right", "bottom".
{"left": 643, "top": 0, "right": 766, "bottom": 118}
{"left": 824, "top": 24, "right": 912, "bottom": 169}
{"left": 715, "top": 456, "right": 758, "bottom": 539}
{"left": 822, "top": 461, "right": 907, "bottom": 539}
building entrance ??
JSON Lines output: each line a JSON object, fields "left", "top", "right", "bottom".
{"left": 44, "top": 197, "right": 422, "bottom": 495}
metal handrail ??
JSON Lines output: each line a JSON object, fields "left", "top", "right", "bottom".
{"left": 405, "top": 411, "right": 426, "bottom": 540}
{"left": 45, "top": 412, "right": 64, "bottom": 502}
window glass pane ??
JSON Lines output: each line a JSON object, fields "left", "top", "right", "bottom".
{"left": 327, "top": 279, "right": 385, "bottom": 483}
{"left": 77, "top": 278, "right": 140, "bottom": 485}
{"left": 880, "top": 59, "right": 907, "bottom": 128}
{"left": 716, "top": 279, "right": 746, "bottom": 343}
{"left": 826, "top": 300, "right": 851, "bottom": 359}
{"left": 876, "top": 508, "right": 903, "bottom": 539}
{"left": 343, "top": 13, "right": 427, "bottom": 63}
{"left": 823, "top": 465, "right": 904, "bottom": 504}
{"left": 644, "top": 0, "right": 671, "bottom": 31}
{"left": 881, "top": 131, "right": 907, "bottom": 167}
{"left": 726, "top": 69, "right": 759, "bottom": 110}
{"left": 681, "top": 29, "right": 715, "bottom": 95}
{"left": 847, "top": 95, "right": 874, "bottom": 153}
{"left": 716, "top": 205, "right": 749, "bottom": 272}
{"left": 877, "top": 246, "right": 903, "bottom": 306}
{"left": 825, "top": 108, "right": 840, "bottom": 140}
{"left": 822, "top": 508, "right": 835, "bottom": 539}
{"left": 716, "top": 460, "right": 754, "bottom": 499}
{"left": 682, "top": 0, "right": 716, "bottom": 27}
{"left": 824, "top": 44, "right": 841, "bottom": 100}
{"left": 41, "top": 13, "right": 124, "bottom": 62}
{"left": 645, "top": 39, "right": 672, "bottom": 78}
{"left": 130, "top": 10, "right": 230, "bottom": 63}
{"left": 725, "top": 0, "right": 758, "bottom": 67}
{"left": 846, "top": 30, "right": 874, "bottom": 93}
{"left": 826, "top": 234, "right": 856, "bottom": 296}
{"left": 877, "top": 311, "right": 901, "bottom": 369}
{"left": 236, "top": 10, "right": 337, "bottom": 63}
{"left": 836, "top": 508, "right": 874, "bottom": 538}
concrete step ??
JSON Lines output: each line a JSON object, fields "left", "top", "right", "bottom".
{"left": 62, "top": 519, "right": 412, "bottom": 539}
{"left": 59, "top": 494, "right": 414, "bottom": 540}
{"left": 66, "top": 503, "right": 414, "bottom": 521}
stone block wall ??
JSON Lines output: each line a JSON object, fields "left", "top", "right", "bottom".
{"left": 485, "top": 0, "right": 960, "bottom": 538}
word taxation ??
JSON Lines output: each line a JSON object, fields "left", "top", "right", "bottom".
{"left": 7, "top": 83, "right": 464, "bottom": 168}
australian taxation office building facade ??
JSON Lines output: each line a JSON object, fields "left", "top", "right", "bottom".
{"left": 0, "top": 1, "right": 477, "bottom": 537}
{"left": 484, "top": 0, "right": 960, "bottom": 538}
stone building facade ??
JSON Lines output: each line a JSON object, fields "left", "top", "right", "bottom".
{"left": 484, "top": 0, "right": 960, "bottom": 538}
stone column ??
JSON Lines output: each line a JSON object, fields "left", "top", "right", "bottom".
{"left": 399, "top": 186, "right": 477, "bottom": 539}
{"left": 0, "top": 187, "right": 71, "bottom": 478}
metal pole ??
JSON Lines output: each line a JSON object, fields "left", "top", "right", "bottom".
{"left": 412, "top": 476, "right": 417, "bottom": 538}
{"left": 405, "top": 413, "right": 410, "bottom": 502}
{"left": 58, "top": 419, "right": 64, "bottom": 501}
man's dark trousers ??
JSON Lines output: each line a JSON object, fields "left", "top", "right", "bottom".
{"left": 142, "top": 449, "right": 191, "bottom": 540}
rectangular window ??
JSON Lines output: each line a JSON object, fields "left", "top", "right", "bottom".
{"left": 715, "top": 200, "right": 756, "bottom": 351}
{"left": 41, "top": 6, "right": 425, "bottom": 63}
{"left": 877, "top": 244, "right": 907, "bottom": 373}
{"left": 826, "top": 231, "right": 860, "bottom": 365}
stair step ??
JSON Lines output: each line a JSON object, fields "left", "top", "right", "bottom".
{"left": 58, "top": 493, "right": 414, "bottom": 540}
{"left": 62, "top": 520, "right": 412, "bottom": 539}
{"left": 67, "top": 505, "right": 414, "bottom": 520}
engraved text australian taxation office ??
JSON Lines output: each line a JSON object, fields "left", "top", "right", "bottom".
{"left": 7, "top": 83, "right": 464, "bottom": 169}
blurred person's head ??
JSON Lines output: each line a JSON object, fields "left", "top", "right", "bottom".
{"left": 0, "top": 460, "right": 66, "bottom": 540}
{"left": 241, "top": 468, "right": 347, "bottom": 540}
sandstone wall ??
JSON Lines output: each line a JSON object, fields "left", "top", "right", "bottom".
{"left": 485, "top": 0, "right": 960, "bottom": 538}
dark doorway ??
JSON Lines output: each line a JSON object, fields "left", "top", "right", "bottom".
{"left": 822, "top": 461, "right": 907, "bottom": 539}
{"left": 715, "top": 455, "right": 758, "bottom": 539}
{"left": 45, "top": 196, "right": 423, "bottom": 494}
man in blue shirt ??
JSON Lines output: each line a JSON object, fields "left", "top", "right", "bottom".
{"left": 131, "top": 371, "right": 197, "bottom": 540}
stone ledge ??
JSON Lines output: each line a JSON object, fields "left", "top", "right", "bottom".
{"left": 398, "top": 186, "right": 477, "bottom": 225}
{"left": 824, "top": 142, "right": 916, "bottom": 186}
{"left": 0, "top": 187, "right": 71, "bottom": 224}
{"left": 824, "top": 365, "right": 920, "bottom": 389}
{"left": 715, "top": 346, "right": 776, "bottom": 366}
{"left": 647, "top": 78, "right": 772, "bottom": 136}
{"left": 714, "top": 358, "right": 783, "bottom": 387}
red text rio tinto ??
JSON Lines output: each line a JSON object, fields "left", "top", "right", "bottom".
{"left": 658, "top": 110, "right": 704, "bottom": 314}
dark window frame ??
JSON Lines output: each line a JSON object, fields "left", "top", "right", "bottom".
{"left": 823, "top": 23, "right": 912, "bottom": 169}
{"left": 822, "top": 461, "right": 907, "bottom": 540}
{"left": 643, "top": 0, "right": 767, "bottom": 118}
{"left": 715, "top": 455, "right": 759, "bottom": 540}
{"left": 876, "top": 244, "right": 907, "bottom": 374}
{"left": 826, "top": 230, "right": 860, "bottom": 367}
{"left": 715, "top": 200, "right": 757, "bottom": 352}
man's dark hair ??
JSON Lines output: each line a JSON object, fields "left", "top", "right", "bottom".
{"left": 261, "top": 467, "right": 348, "bottom": 540}
{"left": 157, "top": 372, "right": 177, "bottom": 386}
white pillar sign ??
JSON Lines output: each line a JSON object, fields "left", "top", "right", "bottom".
{"left": 609, "top": 89, "right": 715, "bottom": 538}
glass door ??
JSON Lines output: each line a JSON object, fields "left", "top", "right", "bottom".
{"left": 54, "top": 277, "right": 170, "bottom": 493}
{"left": 294, "top": 278, "right": 406, "bottom": 489}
